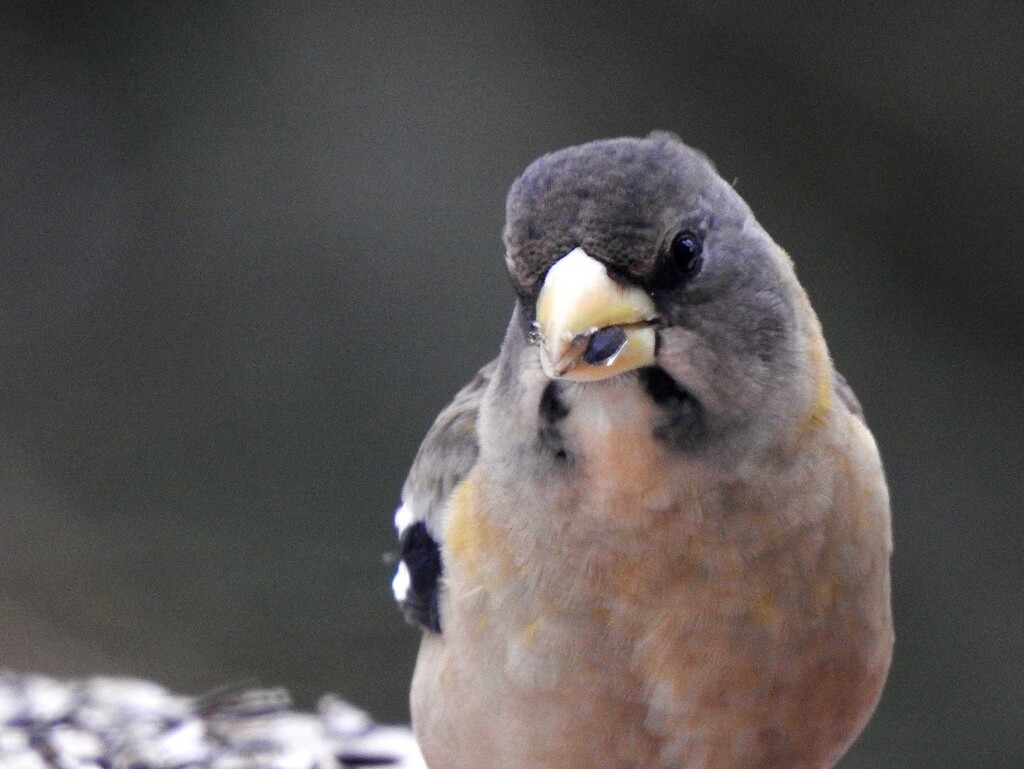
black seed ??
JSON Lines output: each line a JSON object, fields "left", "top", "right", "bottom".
{"left": 338, "top": 753, "right": 401, "bottom": 766}
{"left": 583, "top": 326, "right": 628, "bottom": 365}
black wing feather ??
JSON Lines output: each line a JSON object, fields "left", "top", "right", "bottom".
{"left": 394, "top": 360, "right": 495, "bottom": 633}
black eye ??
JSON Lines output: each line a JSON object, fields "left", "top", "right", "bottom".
{"left": 669, "top": 230, "right": 703, "bottom": 277}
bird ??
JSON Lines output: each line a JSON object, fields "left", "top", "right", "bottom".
{"left": 390, "top": 133, "right": 893, "bottom": 769}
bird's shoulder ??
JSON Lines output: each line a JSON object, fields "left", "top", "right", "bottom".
{"left": 833, "top": 369, "right": 864, "bottom": 420}
{"left": 392, "top": 359, "right": 496, "bottom": 632}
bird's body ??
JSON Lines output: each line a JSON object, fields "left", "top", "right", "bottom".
{"left": 393, "top": 134, "right": 892, "bottom": 769}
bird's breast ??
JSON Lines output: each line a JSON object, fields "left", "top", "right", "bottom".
{"left": 557, "top": 379, "right": 706, "bottom": 525}
{"left": 430, "top": 388, "right": 891, "bottom": 769}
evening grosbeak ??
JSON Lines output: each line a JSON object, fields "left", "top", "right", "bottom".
{"left": 391, "top": 133, "right": 893, "bottom": 769}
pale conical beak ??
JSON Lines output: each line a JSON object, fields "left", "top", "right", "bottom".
{"left": 535, "top": 247, "right": 658, "bottom": 381}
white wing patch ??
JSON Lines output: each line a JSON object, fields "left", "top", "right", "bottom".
{"left": 392, "top": 561, "right": 411, "bottom": 602}
{"left": 394, "top": 503, "right": 415, "bottom": 536}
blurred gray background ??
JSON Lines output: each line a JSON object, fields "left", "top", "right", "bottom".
{"left": 1, "top": 1, "right": 1022, "bottom": 766}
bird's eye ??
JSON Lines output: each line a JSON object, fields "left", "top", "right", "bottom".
{"left": 669, "top": 231, "right": 703, "bottom": 277}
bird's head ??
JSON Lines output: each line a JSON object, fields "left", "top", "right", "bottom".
{"left": 502, "top": 133, "right": 827, "bottom": 443}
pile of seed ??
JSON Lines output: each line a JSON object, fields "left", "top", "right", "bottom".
{"left": 0, "top": 671, "right": 424, "bottom": 769}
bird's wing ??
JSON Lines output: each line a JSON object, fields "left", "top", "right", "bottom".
{"left": 392, "top": 359, "right": 496, "bottom": 633}
{"left": 833, "top": 369, "right": 864, "bottom": 420}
